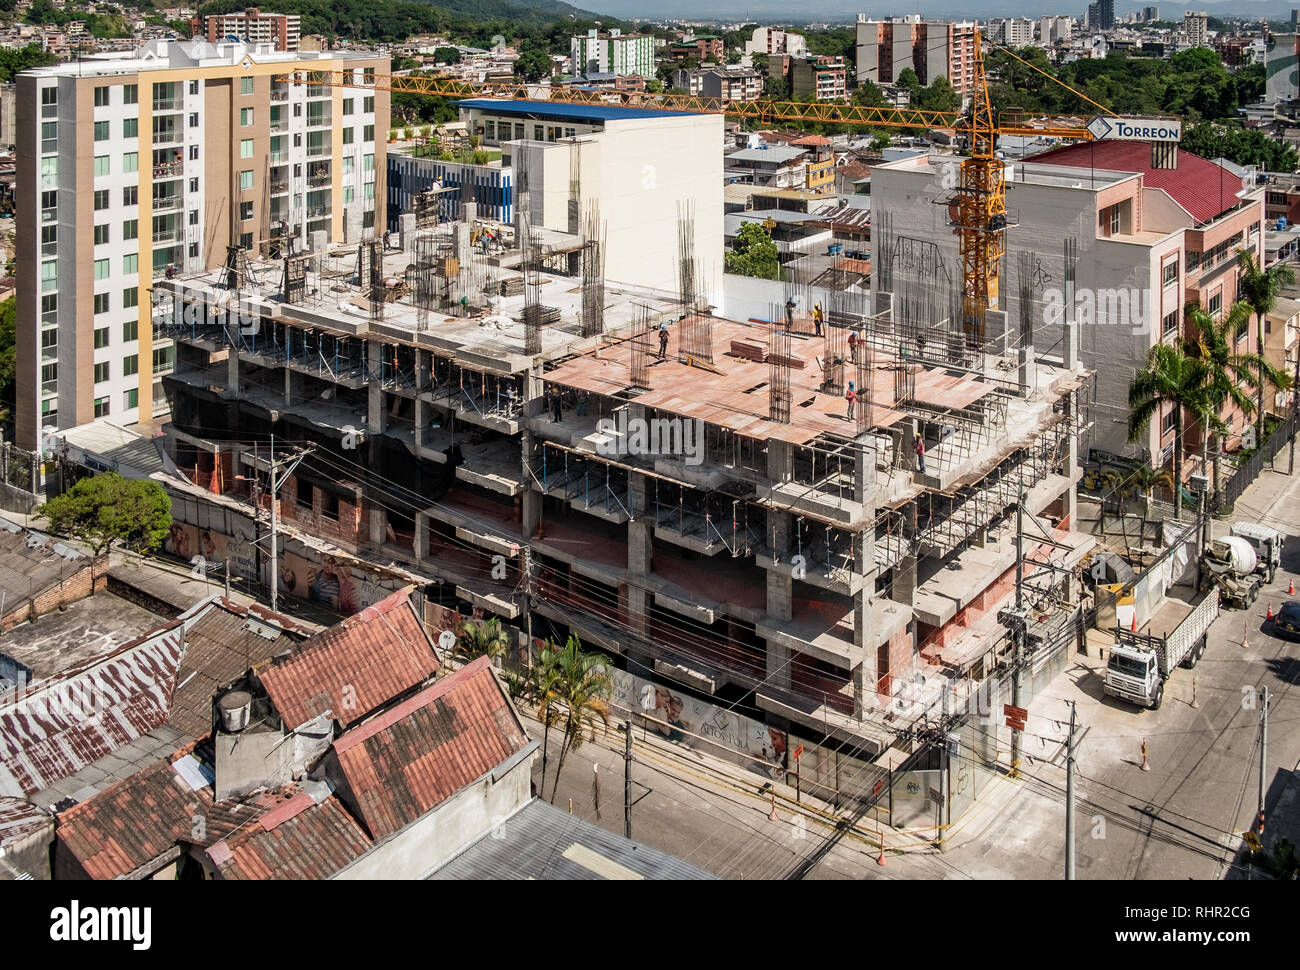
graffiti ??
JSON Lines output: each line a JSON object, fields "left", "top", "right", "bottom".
{"left": 889, "top": 235, "right": 952, "bottom": 286}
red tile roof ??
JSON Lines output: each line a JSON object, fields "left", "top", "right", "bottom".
{"left": 791, "top": 135, "right": 831, "bottom": 147}
{"left": 330, "top": 657, "right": 529, "bottom": 840}
{"left": 54, "top": 755, "right": 271, "bottom": 880}
{"left": 1030, "top": 140, "right": 1247, "bottom": 225}
{"left": 257, "top": 590, "right": 440, "bottom": 730}
{"left": 0, "top": 624, "right": 186, "bottom": 797}
{"left": 205, "top": 795, "right": 372, "bottom": 880}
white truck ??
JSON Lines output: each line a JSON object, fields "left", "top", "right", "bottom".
{"left": 1104, "top": 587, "right": 1220, "bottom": 710}
{"left": 1229, "top": 522, "right": 1284, "bottom": 585}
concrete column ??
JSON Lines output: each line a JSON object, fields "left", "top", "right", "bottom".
{"left": 414, "top": 510, "right": 429, "bottom": 562}
{"left": 766, "top": 438, "right": 793, "bottom": 482}
{"left": 628, "top": 519, "right": 652, "bottom": 576}
{"left": 851, "top": 588, "right": 878, "bottom": 719}
{"left": 766, "top": 569, "right": 793, "bottom": 623}
{"left": 1063, "top": 281, "right": 1079, "bottom": 371}
{"left": 765, "top": 638, "right": 792, "bottom": 693}
{"left": 522, "top": 489, "right": 542, "bottom": 539}
{"left": 225, "top": 323, "right": 241, "bottom": 397}
{"left": 893, "top": 553, "right": 918, "bottom": 607}
{"left": 524, "top": 364, "right": 545, "bottom": 419}
{"left": 1064, "top": 391, "right": 1079, "bottom": 529}
{"left": 626, "top": 585, "right": 652, "bottom": 641}
{"left": 366, "top": 339, "right": 386, "bottom": 434}
{"left": 1018, "top": 343, "right": 1037, "bottom": 397}
{"left": 414, "top": 398, "right": 426, "bottom": 450}
{"left": 369, "top": 504, "right": 386, "bottom": 550}
{"left": 398, "top": 212, "right": 417, "bottom": 252}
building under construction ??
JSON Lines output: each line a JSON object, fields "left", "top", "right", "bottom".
{"left": 154, "top": 177, "right": 1092, "bottom": 758}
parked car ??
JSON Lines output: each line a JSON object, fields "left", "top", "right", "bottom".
{"left": 1273, "top": 601, "right": 1300, "bottom": 641}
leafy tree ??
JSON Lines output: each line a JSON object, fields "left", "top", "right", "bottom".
{"left": 455, "top": 616, "right": 510, "bottom": 663}
{"left": 513, "top": 48, "right": 552, "bottom": 83}
{"left": 851, "top": 79, "right": 887, "bottom": 108}
{"left": 1181, "top": 123, "right": 1297, "bottom": 173}
{"left": 433, "top": 46, "right": 462, "bottom": 65}
{"left": 1127, "top": 344, "right": 1218, "bottom": 520}
{"left": 1236, "top": 250, "right": 1297, "bottom": 445}
{"left": 539, "top": 635, "right": 611, "bottom": 803}
{"left": 725, "top": 221, "right": 780, "bottom": 280}
{"left": 896, "top": 67, "right": 921, "bottom": 98}
{"left": 914, "top": 76, "right": 960, "bottom": 113}
{"left": 0, "top": 43, "right": 57, "bottom": 82}
{"left": 0, "top": 297, "right": 14, "bottom": 428}
{"left": 38, "top": 473, "right": 172, "bottom": 555}
{"left": 1183, "top": 301, "right": 1268, "bottom": 500}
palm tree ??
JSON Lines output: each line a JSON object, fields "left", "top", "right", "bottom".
{"left": 1182, "top": 301, "right": 1280, "bottom": 502}
{"left": 1127, "top": 343, "right": 1218, "bottom": 521}
{"left": 1123, "top": 464, "right": 1176, "bottom": 528}
{"left": 532, "top": 642, "right": 564, "bottom": 796}
{"left": 455, "top": 617, "right": 510, "bottom": 664}
{"left": 1237, "top": 249, "right": 1297, "bottom": 447}
{"left": 544, "top": 635, "right": 613, "bottom": 803}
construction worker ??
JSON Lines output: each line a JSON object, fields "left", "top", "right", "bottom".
{"left": 813, "top": 302, "right": 824, "bottom": 337}
{"left": 915, "top": 433, "right": 927, "bottom": 475}
{"left": 846, "top": 381, "right": 857, "bottom": 421}
{"left": 551, "top": 387, "right": 563, "bottom": 423}
{"left": 848, "top": 330, "right": 859, "bottom": 363}
{"left": 785, "top": 297, "right": 796, "bottom": 331}
{"left": 658, "top": 321, "right": 670, "bottom": 359}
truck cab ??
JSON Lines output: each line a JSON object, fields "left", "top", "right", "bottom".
{"left": 1230, "top": 522, "right": 1284, "bottom": 583}
{"left": 1105, "top": 643, "right": 1162, "bottom": 709}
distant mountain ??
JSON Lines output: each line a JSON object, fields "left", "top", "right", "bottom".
{"left": 196, "top": 0, "right": 611, "bottom": 32}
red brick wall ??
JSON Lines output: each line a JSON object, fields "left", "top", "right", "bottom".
{"left": 0, "top": 557, "right": 109, "bottom": 632}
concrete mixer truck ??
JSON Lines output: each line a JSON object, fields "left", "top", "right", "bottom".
{"left": 1199, "top": 535, "right": 1264, "bottom": 610}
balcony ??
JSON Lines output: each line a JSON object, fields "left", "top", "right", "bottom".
{"left": 152, "top": 97, "right": 182, "bottom": 112}
{"left": 153, "top": 227, "right": 183, "bottom": 244}
{"left": 270, "top": 179, "right": 289, "bottom": 195}
{"left": 152, "top": 160, "right": 184, "bottom": 179}
{"left": 269, "top": 151, "right": 289, "bottom": 164}
{"left": 307, "top": 171, "right": 332, "bottom": 188}
{"left": 306, "top": 112, "right": 332, "bottom": 129}
{"left": 152, "top": 195, "right": 183, "bottom": 212}
{"left": 306, "top": 204, "right": 331, "bottom": 219}
{"left": 307, "top": 144, "right": 330, "bottom": 158}
{"left": 152, "top": 128, "right": 182, "bottom": 147}
{"left": 270, "top": 121, "right": 289, "bottom": 134}
{"left": 270, "top": 89, "right": 289, "bottom": 102}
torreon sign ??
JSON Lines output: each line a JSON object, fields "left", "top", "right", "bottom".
{"left": 1086, "top": 116, "right": 1183, "bottom": 143}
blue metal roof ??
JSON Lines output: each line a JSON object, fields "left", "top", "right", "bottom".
{"left": 455, "top": 98, "right": 699, "bottom": 122}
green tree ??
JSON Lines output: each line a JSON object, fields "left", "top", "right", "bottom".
{"left": 513, "top": 48, "right": 552, "bottom": 83}
{"left": 38, "top": 473, "right": 172, "bottom": 555}
{"left": 914, "top": 76, "right": 960, "bottom": 113}
{"left": 1237, "top": 249, "right": 1297, "bottom": 446}
{"left": 1181, "top": 122, "right": 1298, "bottom": 172}
{"left": 851, "top": 79, "right": 887, "bottom": 108}
{"left": 895, "top": 67, "right": 921, "bottom": 98}
{"left": 725, "top": 221, "right": 780, "bottom": 280}
{"left": 0, "top": 297, "right": 15, "bottom": 428}
{"left": 1182, "top": 301, "right": 1269, "bottom": 500}
{"left": 455, "top": 616, "right": 510, "bottom": 663}
{"left": 540, "top": 635, "right": 612, "bottom": 803}
{"left": 432, "top": 46, "right": 461, "bottom": 65}
{"left": 1127, "top": 343, "right": 1218, "bottom": 520}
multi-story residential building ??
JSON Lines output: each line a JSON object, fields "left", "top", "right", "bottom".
{"left": 725, "top": 144, "right": 809, "bottom": 190}
{"left": 873, "top": 140, "right": 1266, "bottom": 474}
{"left": 991, "top": 18, "right": 1036, "bottom": 46}
{"left": 196, "top": 7, "right": 301, "bottom": 52}
{"left": 1038, "top": 16, "right": 1074, "bottom": 46}
{"left": 668, "top": 35, "right": 725, "bottom": 64}
{"left": 1184, "top": 11, "right": 1209, "bottom": 47}
{"left": 744, "top": 26, "right": 806, "bottom": 58}
{"left": 1088, "top": 0, "right": 1116, "bottom": 31}
{"left": 569, "top": 28, "right": 656, "bottom": 79}
{"left": 854, "top": 17, "right": 978, "bottom": 93}
{"left": 791, "top": 55, "right": 847, "bottom": 101}
{"left": 673, "top": 67, "right": 763, "bottom": 101}
{"left": 1144, "top": 6, "right": 1161, "bottom": 21}
{"left": 13, "top": 38, "right": 389, "bottom": 451}
{"left": 791, "top": 135, "right": 835, "bottom": 193}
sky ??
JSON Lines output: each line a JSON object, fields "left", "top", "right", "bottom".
{"left": 586, "top": 1, "right": 1296, "bottom": 22}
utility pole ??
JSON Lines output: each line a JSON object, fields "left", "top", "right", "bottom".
{"left": 1065, "top": 699, "right": 1077, "bottom": 880}
{"left": 623, "top": 721, "right": 632, "bottom": 840}
{"left": 261, "top": 434, "right": 314, "bottom": 614}
{"left": 1259, "top": 686, "right": 1269, "bottom": 838}
{"left": 1289, "top": 341, "right": 1300, "bottom": 475}
{"left": 521, "top": 545, "right": 534, "bottom": 669}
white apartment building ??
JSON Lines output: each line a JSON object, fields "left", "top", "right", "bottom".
{"left": 992, "top": 17, "right": 1036, "bottom": 46}
{"left": 1184, "top": 11, "right": 1209, "bottom": 47}
{"left": 14, "top": 39, "right": 389, "bottom": 451}
{"left": 743, "top": 26, "right": 806, "bottom": 57}
{"left": 569, "top": 28, "right": 656, "bottom": 79}
{"left": 201, "top": 8, "right": 301, "bottom": 52}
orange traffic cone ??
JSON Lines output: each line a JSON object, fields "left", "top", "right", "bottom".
{"left": 1140, "top": 738, "right": 1151, "bottom": 772}
{"left": 1267, "top": 602, "right": 1274, "bottom": 621}
{"left": 1289, "top": 578, "right": 1294, "bottom": 596}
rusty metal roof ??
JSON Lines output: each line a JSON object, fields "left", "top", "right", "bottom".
{"left": 331, "top": 657, "right": 529, "bottom": 841}
{"left": 257, "top": 589, "right": 440, "bottom": 731}
{"left": 206, "top": 791, "right": 372, "bottom": 879}
{"left": 0, "top": 624, "right": 186, "bottom": 798}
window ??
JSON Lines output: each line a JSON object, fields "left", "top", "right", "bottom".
{"left": 94, "top": 224, "right": 109, "bottom": 246}
{"left": 363, "top": 124, "right": 374, "bottom": 142}
{"left": 41, "top": 121, "right": 57, "bottom": 154}
{"left": 41, "top": 330, "right": 57, "bottom": 354}
{"left": 189, "top": 177, "right": 199, "bottom": 193}
{"left": 189, "top": 209, "right": 199, "bottom": 225}
{"left": 94, "top": 258, "right": 110, "bottom": 281}
{"left": 188, "top": 242, "right": 199, "bottom": 258}
{"left": 189, "top": 112, "right": 199, "bottom": 128}
{"left": 123, "top": 185, "right": 138, "bottom": 206}
{"left": 240, "top": 107, "right": 254, "bottom": 126}
{"left": 123, "top": 253, "right": 138, "bottom": 275}
{"left": 41, "top": 225, "right": 56, "bottom": 256}
{"left": 94, "top": 294, "right": 110, "bottom": 315}
{"left": 343, "top": 185, "right": 354, "bottom": 204}
{"left": 123, "top": 151, "right": 138, "bottom": 174}
{"left": 94, "top": 326, "right": 110, "bottom": 348}
{"left": 241, "top": 76, "right": 254, "bottom": 96}
{"left": 42, "top": 294, "right": 57, "bottom": 322}
{"left": 239, "top": 232, "right": 253, "bottom": 250}
{"left": 94, "top": 86, "right": 110, "bottom": 107}
{"left": 1162, "top": 309, "right": 1178, "bottom": 337}
{"left": 240, "top": 201, "right": 254, "bottom": 221}
{"left": 321, "top": 491, "right": 339, "bottom": 521}
{"left": 94, "top": 155, "right": 110, "bottom": 177}
{"left": 343, "top": 127, "right": 354, "bottom": 145}
{"left": 94, "top": 361, "right": 110, "bottom": 384}
{"left": 123, "top": 84, "right": 137, "bottom": 104}
{"left": 41, "top": 259, "right": 56, "bottom": 292}
{"left": 1209, "top": 292, "right": 1223, "bottom": 319}
{"left": 485, "top": 120, "right": 495, "bottom": 140}
{"left": 189, "top": 145, "right": 199, "bottom": 161}
{"left": 534, "top": 125, "right": 543, "bottom": 140}
{"left": 42, "top": 363, "right": 57, "bottom": 389}
{"left": 343, "top": 98, "right": 354, "bottom": 115}
{"left": 123, "top": 317, "right": 138, "bottom": 341}
{"left": 153, "top": 346, "right": 174, "bottom": 374}
{"left": 363, "top": 96, "right": 374, "bottom": 113}
{"left": 240, "top": 139, "right": 254, "bottom": 158}
{"left": 123, "top": 117, "right": 137, "bottom": 139}
{"left": 123, "top": 354, "right": 138, "bottom": 376}
{"left": 1162, "top": 260, "right": 1178, "bottom": 287}
{"left": 124, "top": 389, "right": 138, "bottom": 410}
{"left": 93, "top": 120, "right": 110, "bottom": 141}
{"left": 42, "top": 189, "right": 58, "bottom": 216}
{"left": 189, "top": 80, "right": 199, "bottom": 95}
{"left": 41, "top": 86, "right": 57, "bottom": 114}
{"left": 123, "top": 219, "right": 137, "bottom": 241}
{"left": 94, "top": 397, "right": 110, "bottom": 418}
{"left": 239, "top": 169, "right": 254, "bottom": 190}
{"left": 363, "top": 153, "right": 374, "bottom": 173}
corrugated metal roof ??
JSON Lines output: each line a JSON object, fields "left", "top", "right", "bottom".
{"left": 0, "top": 520, "right": 88, "bottom": 616}
{"left": 727, "top": 145, "right": 807, "bottom": 164}
{"left": 332, "top": 657, "right": 528, "bottom": 841}
{"left": 429, "top": 799, "right": 717, "bottom": 880}
{"left": 0, "top": 624, "right": 186, "bottom": 798}
{"left": 1030, "top": 140, "right": 1248, "bottom": 224}
{"left": 257, "top": 590, "right": 440, "bottom": 730}
{"left": 0, "top": 797, "right": 50, "bottom": 847}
